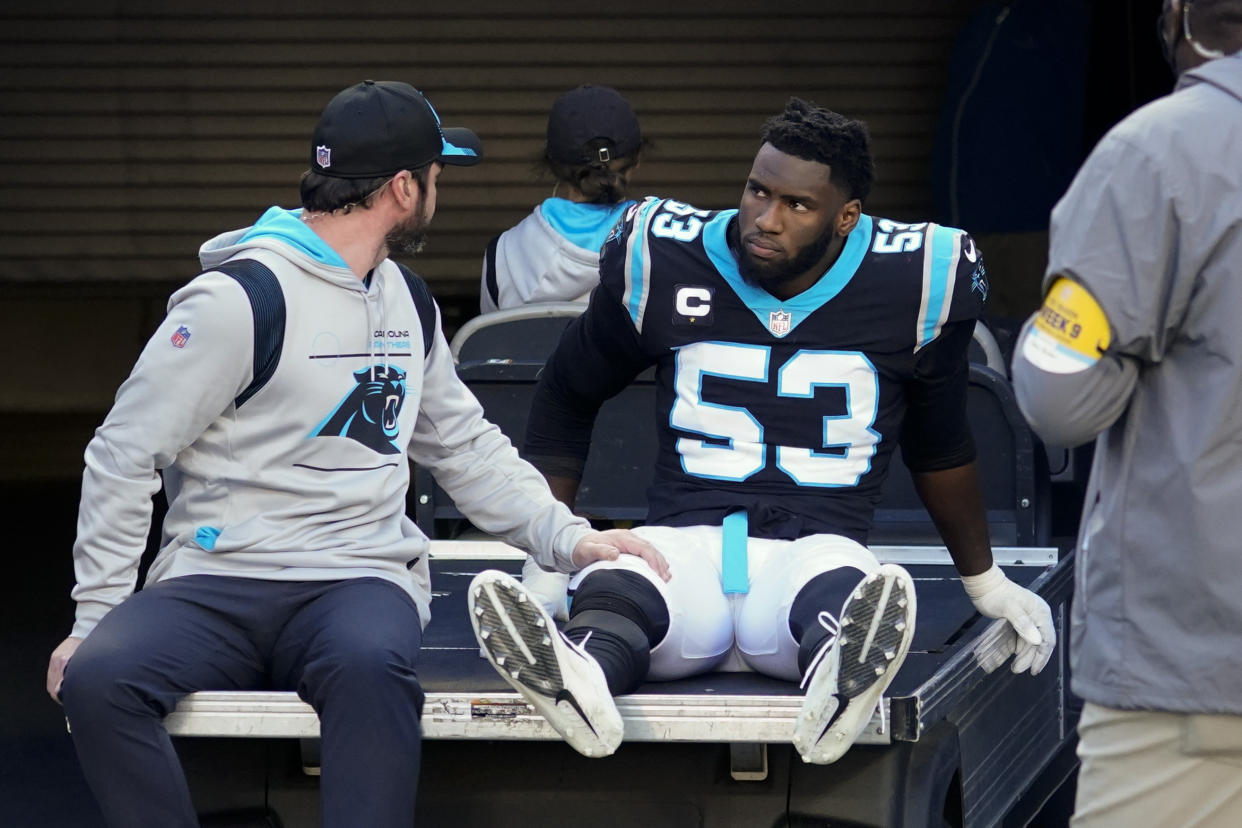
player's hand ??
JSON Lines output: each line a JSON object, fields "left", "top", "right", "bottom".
{"left": 961, "top": 564, "right": 1055, "bottom": 675}
{"left": 572, "top": 529, "right": 671, "bottom": 581}
{"left": 47, "top": 636, "right": 84, "bottom": 703}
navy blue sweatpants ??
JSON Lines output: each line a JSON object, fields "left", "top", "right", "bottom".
{"left": 59, "top": 575, "right": 425, "bottom": 828}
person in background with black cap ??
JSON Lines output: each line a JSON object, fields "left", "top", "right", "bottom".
{"left": 479, "top": 84, "right": 646, "bottom": 314}
{"left": 45, "top": 80, "right": 664, "bottom": 828}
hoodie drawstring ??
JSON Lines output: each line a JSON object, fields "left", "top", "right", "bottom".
{"left": 375, "top": 275, "right": 389, "bottom": 380}
{"left": 363, "top": 285, "right": 377, "bottom": 382}
{"left": 364, "top": 272, "right": 389, "bottom": 382}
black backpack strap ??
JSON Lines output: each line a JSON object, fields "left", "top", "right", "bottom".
{"left": 396, "top": 263, "right": 438, "bottom": 358}
{"left": 483, "top": 234, "right": 501, "bottom": 310}
{"left": 208, "top": 259, "right": 286, "bottom": 408}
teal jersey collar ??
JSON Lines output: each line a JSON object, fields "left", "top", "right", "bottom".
{"left": 703, "top": 212, "right": 873, "bottom": 337}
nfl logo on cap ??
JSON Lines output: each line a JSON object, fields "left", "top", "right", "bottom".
{"left": 316, "top": 145, "right": 332, "bottom": 169}
{"left": 768, "top": 310, "right": 791, "bottom": 337}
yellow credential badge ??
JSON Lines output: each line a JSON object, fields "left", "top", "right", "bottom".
{"left": 1021, "top": 277, "right": 1112, "bottom": 374}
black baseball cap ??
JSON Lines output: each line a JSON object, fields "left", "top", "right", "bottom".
{"left": 310, "top": 80, "right": 482, "bottom": 179}
{"left": 546, "top": 85, "right": 642, "bottom": 166}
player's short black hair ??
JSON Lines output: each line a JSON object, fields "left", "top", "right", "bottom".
{"left": 760, "top": 98, "right": 874, "bottom": 205}
{"left": 299, "top": 165, "right": 430, "bottom": 213}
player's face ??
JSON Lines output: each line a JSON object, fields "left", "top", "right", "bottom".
{"left": 737, "top": 143, "right": 860, "bottom": 299}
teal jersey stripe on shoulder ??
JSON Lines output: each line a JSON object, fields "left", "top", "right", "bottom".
{"left": 704, "top": 212, "right": 874, "bottom": 336}
{"left": 917, "top": 224, "right": 962, "bottom": 348}
{"left": 625, "top": 198, "right": 664, "bottom": 330}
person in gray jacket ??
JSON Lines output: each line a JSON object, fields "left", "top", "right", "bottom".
{"left": 44, "top": 80, "right": 664, "bottom": 828}
{"left": 1011, "top": 3, "right": 1242, "bottom": 825}
{"left": 479, "top": 84, "right": 645, "bottom": 313}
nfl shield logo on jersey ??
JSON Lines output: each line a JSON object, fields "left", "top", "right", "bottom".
{"left": 316, "top": 145, "right": 332, "bottom": 169}
{"left": 170, "top": 326, "right": 191, "bottom": 348}
{"left": 768, "top": 310, "right": 792, "bottom": 337}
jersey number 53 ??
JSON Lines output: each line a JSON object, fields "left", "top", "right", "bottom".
{"left": 671, "top": 341, "right": 879, "bottom": 487}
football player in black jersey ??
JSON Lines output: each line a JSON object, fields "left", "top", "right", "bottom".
{"left": 468, "top": 98, "right": 1055, "bottom": 764}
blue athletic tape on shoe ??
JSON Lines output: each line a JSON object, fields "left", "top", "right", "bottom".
{"left": 722, "top": 510, "right": 749, "bottom": 594}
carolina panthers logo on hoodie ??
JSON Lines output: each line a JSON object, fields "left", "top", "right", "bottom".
{"left": 311, "top": 365, "right": 407, "bottom": 454}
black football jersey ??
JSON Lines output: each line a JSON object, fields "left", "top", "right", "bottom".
{"left": 526, "top": 197, "right": 988, "bottom": 543}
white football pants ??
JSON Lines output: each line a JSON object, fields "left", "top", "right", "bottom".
{"left": 566, "top": 524, "right": 879, "bottom": 682}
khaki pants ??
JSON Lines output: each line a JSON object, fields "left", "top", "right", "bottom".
{"left": 1073, "top": 702, "right": 1242, "bottom": 827}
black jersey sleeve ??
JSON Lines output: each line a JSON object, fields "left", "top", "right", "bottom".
{"left": 900, "top": 317, "right": 977, "bottom": 472}
{"left": 947, "top": 230, "right": 988, "bottom": 323}
{"left": 899, "top": 229, "right": 987, "bottom": 471}
{"left": 523, "top": 280, "right": 654, "bottom": 480}
{"left": 595, "top": 196, "right": 658, "bottom": 306}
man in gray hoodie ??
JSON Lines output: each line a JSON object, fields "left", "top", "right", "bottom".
{"left": 44, "top": 80, "right": 665, "bottom": 828}
{"left": 1011, "top": 2, "right": 1242, "bottom": 824}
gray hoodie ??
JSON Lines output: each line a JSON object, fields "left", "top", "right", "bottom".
{"left": 1012, "top": 53, "right": 1242, "bottom": 714}
{"left": 70, "top": 206, "right": 591, "bottom": 639}
{"left": 480, "top": 198, "right": 634, "bottom": 313}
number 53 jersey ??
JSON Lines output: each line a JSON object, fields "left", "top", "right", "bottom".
{"left": 525, "top": 197, "right": 989, "bottom": 544}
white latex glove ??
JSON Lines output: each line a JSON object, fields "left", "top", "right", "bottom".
{"left": 961, "top": 563, "right": 1056, "bottom": 675}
